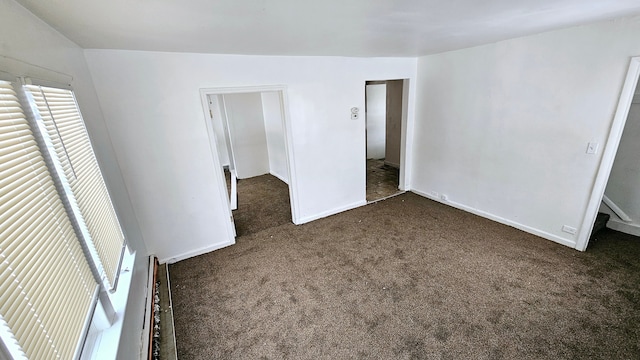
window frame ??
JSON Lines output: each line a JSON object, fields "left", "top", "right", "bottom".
{"left": 22, "top": 79, "right": 127, "bottom": 292}
{"left": 0, "top": 71, "right": 130, "bottom": 359}
{"left": 0, "top": 76, "right": 100, "bottom": 359}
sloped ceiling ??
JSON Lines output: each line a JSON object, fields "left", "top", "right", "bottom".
{"left": 15, "top": 0, "right": 640, "bottom": 56}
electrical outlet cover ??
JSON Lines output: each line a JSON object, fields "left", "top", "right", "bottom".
{"left": 562, "top": 225, "right": 577, "bottom": 235}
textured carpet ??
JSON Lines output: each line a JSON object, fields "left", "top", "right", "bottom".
{"left": 229, "top": 173, "right": 291, "bottom": 237}
{"left": 169, "top": 193, "right": 640, "bottom": 359}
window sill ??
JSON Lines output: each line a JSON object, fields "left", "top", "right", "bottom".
{"left": 81, "top": 250, "right": 137, "bottom": 359}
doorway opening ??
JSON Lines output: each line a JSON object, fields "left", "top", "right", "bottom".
{"left": 201, "top": 87, "right": 299, "bottom": 238}
{"left": 578, "top": 57, "right": 640, "bottom": 250}
{"left": 365, "top": 79, "right": 406, "bottom": 202}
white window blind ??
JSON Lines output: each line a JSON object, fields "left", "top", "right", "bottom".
{"left": 0, "top": 80, "right": 98, "bottom": 359}
{"left": 25, "top": 85, "right": 125, "bottom": 289}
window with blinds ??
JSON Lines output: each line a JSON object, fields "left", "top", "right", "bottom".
{"left": 25, "top": 85, "right": 125, "bottom": 289}
{"left": 0, "top": 80, "right": 98, "bottom": 359}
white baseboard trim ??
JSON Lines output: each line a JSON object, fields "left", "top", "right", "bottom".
{"left": 607, "top": 219, "right": 640, "bottom": 237}
{"left": 159, "top": 239, "right": 235, "bottom": 264}
{"left": 270, "top": 171, "right": 289, "bottom": 185}
{"left": 602, "top": 195, "right": 633, "bottom": 222}
{"left": 411, "top": 189, "right": 577, "bottom": 249}
{"left": 297, "top": 200, "right": 367, "bottom": 225}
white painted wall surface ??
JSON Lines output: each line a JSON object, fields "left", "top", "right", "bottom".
{"left": 412, "top": 16, "right": 640, "bottom": 249}
{"left": 0, "top": 0, "right": 148, "bottom": 358}
{"left": 83, "top": 51, "right": 417, "bottom": 261}
{"left": 604, "top": 98, "right": 640, "bottom": 235}
{"left": 262, "top": 91, "right": 289, "bottom": 183}
{"left": 222, "top": 93, "right": 270, "bottom": 179}
{"left": 207, "top": 95, "right": 230, "bottom": 167}
{"left": 366, "top": 84, "right": 387, "bottom": 159}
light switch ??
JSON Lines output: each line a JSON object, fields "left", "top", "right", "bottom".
{"left": 586, "top": 142, "right": 599, "bottom": 154}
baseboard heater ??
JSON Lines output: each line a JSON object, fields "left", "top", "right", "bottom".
{"left": 142, "top": 256, "right": 178, "bottom": 360}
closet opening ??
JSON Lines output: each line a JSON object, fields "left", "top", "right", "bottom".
{"left": 201, "top": 87, "right": 298, "bottom": 238}
{"left": 578, "top": 57, "right": 640, "bottom": 250}
{"left": 365, "top": 79, "right": 407, "bottom": 202}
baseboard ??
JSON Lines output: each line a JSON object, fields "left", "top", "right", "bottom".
{"left": 297, "top": 200, "right": 367, "bottom": 225}
{"left": 384, "top": 160, "right": 400, "bottom": 169}
{"left": 159, "top": 239, "right": 235, "bottom": 264}
{"left": 607, "top": 219, "right": 640, "bottom": 237}
{"left": 411, "top": 189, "right": 577, "bottom": 249}
{"left": 270, "top": 171, "right": 289, "bottom": 185}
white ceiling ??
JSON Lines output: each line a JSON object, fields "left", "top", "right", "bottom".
{"left": 15, "top": 0, "right": 640, "bottom": 57}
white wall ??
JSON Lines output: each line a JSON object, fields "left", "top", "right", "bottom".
{"left": 207, "top": 91, "right": 288, "bottom": 182}
{"left": 412, "top": 15, "right": 640, "bottom": 249}
{"left": 604, "top": 94, "right": 640, "bottom": 235}
{"left": 222, "top": 93, "right": 270, "bottom": 179}
{"left": 262, "top": 91, "right": 289, "bottom": 183}
{"left": 366, "top": 84, "right": 387, "bottom": 159}
{"left": 83, "top": 51, "right": 417, "bottom": 261}
{"left": 0, "top": 0, "right": 148, "bottom": 358}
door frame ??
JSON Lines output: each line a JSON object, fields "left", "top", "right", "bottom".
{"left": 199, "top": 85, "right": 301, "bottom": 232}
{"left": 207, "top": 95, "right": 238, "bottom": 209}
{"left": 576, "top": 56, "right": 640, "bottom": 251}
{"left": 363, "top": 78, "right": 411, "bottom": 196}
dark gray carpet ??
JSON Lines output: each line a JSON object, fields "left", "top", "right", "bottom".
{"left": 228, "top": 172, "right": 291, "bottom": 237}
{"left": 169, "top": 192, "right": 640, "bottom": 360}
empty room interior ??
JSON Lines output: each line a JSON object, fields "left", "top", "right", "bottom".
{"left": 2, "top": 0, "right": 640, "bottom": 359}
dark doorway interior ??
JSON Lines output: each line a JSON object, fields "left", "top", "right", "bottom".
{"left": 366, "top": 159, "right": 400, "bottom": 202}
{"left": 365, "top": 79, "right": 404, "bottom": 202}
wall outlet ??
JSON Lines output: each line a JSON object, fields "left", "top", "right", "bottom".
{"left": 440, "top": 194, "right": 448, "bottom": 201}
{"left": 351, "top": 107, "right": 359, "bottom": 120}
{"left": 562, "top": 225, "right": 577, "bottom": 235}
{"left": 586, "top": 142, "right": 599, "bottom": 154}
{"left": 429, "top": 191, "right": 439, "bottom": 198}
